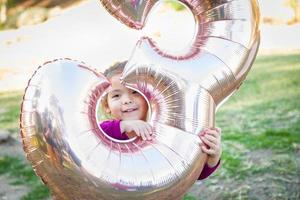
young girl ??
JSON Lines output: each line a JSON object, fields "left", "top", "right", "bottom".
{"left": 100, "top": 61, "right": 153, "bottom": 141}
{"left": 100, "top": 61, "right": 221, "bottom": 180}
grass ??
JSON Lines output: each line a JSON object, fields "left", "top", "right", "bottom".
{"left": 0, "top": 90, "right": 23, "bottom": 132}
{"left": 217, "top": 53, "right": 300, "bottom": 134}
{"left": 0, "top": 52, "right": 300, "bottom": 199}
{"left": 0, "top": 156, "right": 50, "bottom": 200}
{"left": 223, "top": 129, "right": 300, "bottom": 151}
{"left": 190, "top": 52, "right": 300, "bottom": 199}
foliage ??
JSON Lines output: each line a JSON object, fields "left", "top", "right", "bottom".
{"left": 6, "top": 0, "right": 26, "bottom": 9}
{"left": 165, "top": 0, "right": 186, "bottom": 11}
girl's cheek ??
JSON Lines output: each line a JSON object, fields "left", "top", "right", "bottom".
{"left": 110, "top": 102, "right": 119, "bottom": 110}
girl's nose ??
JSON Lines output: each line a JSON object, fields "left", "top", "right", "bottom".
{"left": 123, "top": 94, "right": 133, "bottom": 104}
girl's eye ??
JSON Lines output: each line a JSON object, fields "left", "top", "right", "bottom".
{"left": 112, "top": 94, "right": 120, "bottom": 98}
{"left": 132, "top": 91, "right": 138, "bottom": 94}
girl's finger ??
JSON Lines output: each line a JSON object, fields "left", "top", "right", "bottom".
{"left": 203, "top": 134, "right": 218, "bottom": 145}
{"left": 201, "top": 145, "right": 215, "bottom": 155}
{"left": 143, "top": 126, "right": 151, "bottom": 140}
{"left": 205, "top": 130, "right": 220, "bottom": 139}
{"left": 211, "top": 127, "right": 221, "bottom": 134}
{"left": 140, "top": 128, "right": 147, "bottom": 140}
{"left": 199, "top": 129, "right": 206, "bottom": 136}
{"left": 141, "top": 123, "right": 152, "bottom": 140}
{"left": 146, "top": 131, "right": 152, "bottom": 140}
{"left": 133, "top": 127, "right": 140, "bottom": 137}
{"left": 200, "top": 136, "right": 216, "bottom": 149}
{"left": 145, "top": 123, "right": 153, "bottom": 136}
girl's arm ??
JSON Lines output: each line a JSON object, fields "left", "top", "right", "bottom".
{"left": 197, "top": 127, "right": 222, "bottom": 180}
{"left": 100, "top": 120, "right": 153, "bottom": 140}
{"left": 100, "top": 120, "right": 129, "bottom": 140}
{"left": 120, "top": 120, "right": 153, "bottom": 140}
{"left": 198, "top": 159, "right": 220, "bottom": 180}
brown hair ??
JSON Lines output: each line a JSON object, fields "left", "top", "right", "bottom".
{"left": 100, "top": 61, "right": 127, "bottom": 117}
{"left": 103, "top": 60, "right": 127, "bottom": 79}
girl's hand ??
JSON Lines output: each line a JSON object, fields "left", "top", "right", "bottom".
{"left": 120, "top": 120, "right": 153, "bottom": 140}
{"left": 199, "top": 127, "right": 222, "bottom": 167}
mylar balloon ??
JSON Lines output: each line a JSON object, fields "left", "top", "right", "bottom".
{"left": 20, "top": 0, "right": 260, "bottom": 199}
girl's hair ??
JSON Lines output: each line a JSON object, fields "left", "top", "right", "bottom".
{"left": 100, "top": 61, "right": 127, "bottom": 119}
{"left": 103, "top": 61, "right": 127, "bottom": 79}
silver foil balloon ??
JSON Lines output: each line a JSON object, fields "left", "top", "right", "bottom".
{"left": 20, "top": 0, "right": 260, "bottom": 199}
{"left": 20, "top": 58, "right": 206, "bottom": 200}
{"left": 100, "top": 0, "right": 155, "bottom": 29}
{"left": 107, "top": 0, "right": 260, "bottom": 197}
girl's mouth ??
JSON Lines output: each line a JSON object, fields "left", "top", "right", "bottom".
{"left": 122, "top": 108, "right": 138, "bottom": 113}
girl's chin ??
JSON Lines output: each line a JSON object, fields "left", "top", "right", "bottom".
{"left": 122, "top": 116, "right": 138, "bottom": 120}
{"left": 121, "top": 113, "right": 142, "bottom": 120}
{"left": 122, "top": 111, "right": 139, "bottom": 119}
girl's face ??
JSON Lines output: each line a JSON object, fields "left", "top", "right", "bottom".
{"left": 106, "top": 74, "right": 148, "bottom": 121}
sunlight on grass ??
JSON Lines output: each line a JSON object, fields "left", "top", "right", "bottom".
{"left": 217, "top": 53, "right": 300, "bottom": 134}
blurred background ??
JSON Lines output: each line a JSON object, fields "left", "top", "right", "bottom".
{"left": 0, "top": 0, "right": 299, "bottom": 199}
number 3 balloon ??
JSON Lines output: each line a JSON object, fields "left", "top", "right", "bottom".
{"left": 20, "top": 0, "right": 260, "bottom": 199}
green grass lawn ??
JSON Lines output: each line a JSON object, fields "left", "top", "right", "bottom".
{"left": 0, "top": 52, "right": 299, "bottom": 199}
{"left": 0, "top": 90, "right": 23, "bottom": 133}
{"left": 0, "top": 156, "right": 50, "bottom": 200}
{"left": 188, "top": 52, "right": 300, "bottom": 199}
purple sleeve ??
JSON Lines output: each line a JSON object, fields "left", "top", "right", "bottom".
{"left": 100, "top": 120, "right": 129, "bottom": 140}
{"left": 197, "top": 159, "right": 221, "bottom": 180}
